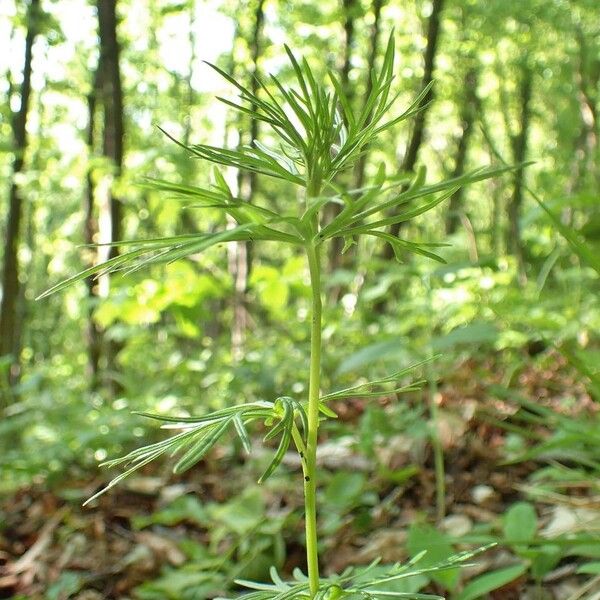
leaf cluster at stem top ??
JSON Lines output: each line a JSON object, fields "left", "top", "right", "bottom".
{"left": 194, "top": 34, "right": 425, "bottom": 193}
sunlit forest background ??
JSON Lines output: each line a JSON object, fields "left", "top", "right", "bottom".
{"left": 1, "top": 0, "right": 600, "bottom": 598}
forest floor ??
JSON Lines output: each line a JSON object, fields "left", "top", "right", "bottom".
{"left": 1, "top": 353, "right": 600, "bottom": 600}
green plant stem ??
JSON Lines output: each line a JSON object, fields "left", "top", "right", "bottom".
{"left": 304, "top": 241, "right": 322, "bottom": 598}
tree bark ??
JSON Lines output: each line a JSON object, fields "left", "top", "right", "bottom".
{"left": 229, "top": 0, "right": 265, "bottom": 361}
{"left": 569, "top": 28, "right": 599, "bottom": 194}
{"left": 84, "top": 71, "right": 102, "bottom": 386}
{"left": 354, "top": 0, "right": 385, "bottom": 190}
{"left": 445, "top": 66, "right": 480, "bottom": 235}
{"left": 401, "top": 0, "right": 444, "bottom": 174}
{"left": 183, "top": 0, "right": 197, "bottom": 150}
{"left": 507, "top": 62, "right": 533, "bottom": 286}
{"left": 178, "top": 0, "right": 201, "bottom": 234}
{"left": 97, "top": 0, "right": 124, "bottom": 254}
{"left": 0, "top": 0, "right": 40, "bottom": 393}
{"left": 340, "top": 0, "right": 357, "bottom": 94}
{"left": 328, "top": 0, "right": 359, "bottom": 275}
{"left": 383, "top": 0, "right": 445, "bottom": 258}
{"left": 97, "top": 0, "right": 125, "bottom": 391}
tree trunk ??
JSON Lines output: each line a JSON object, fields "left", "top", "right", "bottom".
{"left": 178, "top": 0, "right": 200, "bottom": 233}
{"left": 97, "top": 0, "right": 124, "bottom": 253}
{"left": 229, "top": 0, "right": 265, "bottom": 361}
{"left": 0, "top": 0, "right": 40, "bottom": 394}
{"left": 84, "top": 71, "right": 102, "bottom": 386}
{"left": 340, "top": 0, "right": 357, "bottom": 93}
{"left": 354, "top": 0, "right": 385, "bottom": 190}
{"left": 328, "top": 0, "right": 359, "bottom": 276}
{"left": 507, "top": 62, "right": 532, "bottom": 286}
{"left": 445, "top": 66, "right": 480, "bottom": 235}
{"left": 97, "top": 0, "right": 125, "bottom": 391}
{"left": 383, "top": 0, "right": 444, "bottom": 257}
{"left": 17, "top": 65, "right": 49, "bottom": 377}
{"left": 491, "top": 175, "right": 504, "bottom": 257}
{"left": 183, "top": 0, "right": 197, "bottom": 150}
{"left": 400, "top": 0, "right": 444, "bottom": 174}
{"left": 569, "top": 28, "right": 599, "bottom": 194}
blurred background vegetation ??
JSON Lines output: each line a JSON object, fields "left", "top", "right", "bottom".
{"left": 1, "top": 0, "right": 600, "bottom": 598}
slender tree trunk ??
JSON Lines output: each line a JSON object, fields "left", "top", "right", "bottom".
{"left": 507, "top": 62, "right": 532, "bottom": 286}
{"left": 383, "top": 0, "right": 444, "bottom": 258}
{"left": 328, "top": 0, "right": 359, "bottom": 275}
{"left": 445, "top": 66, "right": 480, "bottom": 235}
{"left": 329, "top": 0, "right": 386, "bottom": 304}
{"left": 0, "top": 0, "right": 40, "bottom": 394}
{"left": 97, "top": 0, "right": 124, "bottom": 253}
{"left": 18, "top": 67, "right": 48, "bottom": 376}
{"left": 97, "top": 0, "right": 125, "bottom": 391}
{"left": 570, "top": 28, "right": 599, "bottom": 194}
{"left": 480, "top": 109, "right": 506, "bottom": 255}
{"left": 562, "top": 29, "right": 599, "bottom": 231}
{"left": 183, "top": 0, "right": 197, "bottom": 150}
{"left": 229, "top": 0, "right": 265, "bottom": 361}
{"left": 354, "top": 0, "right": 385, "bottom": 190}
{"left": 400, "top": 0, "right": 444, "bottom": 175}
{"left": 327, "top": 0, "right": 360, "bottom": 290}
{"left": 178, "top": 0, "right": 200, "bottom": 234}
{"left": 491, "top": 176, "right": 504, "bottom": 257}
{"left": 84, "top": 71, "right": 102, "bottom": 386}
{"left": 242, "top": 0, "right": 265, "bottom": 201}
{"left": 340, "top": 0, "right": 357, "bottom": 92}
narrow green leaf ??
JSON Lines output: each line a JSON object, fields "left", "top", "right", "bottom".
{"left": 341, "top": 187, "right": 458, "bottom": 236}
{"left": 283, "top": 45, "right": 312, "bottom": 112}
{"left": 264, "top": 399, "right": 293, "bottom": 441}
{"left": 356, "top": 164, "right": 524, "bottom": 222}
{"left": 532, "top": 195, "right": 600, "bottom": 275}
{"left": 372, "top": 82, "right": 434, "bottom": 137}
{"left": 233, "top": 414, "right": 252, "bottom": 454}
{"left": 133, "top": 402, "right": 271, "bottom": 424}
{"left": 37, "top": 247, "right": 154, "bottom": 299}
{"left": 140, "top": 177, "right": 229, "bottom": 203}
{"left": 216, "top": 95, "right": 281, "bottom": 128}
{"left": 318, "top": 403, "right": 338, "bottom": 419}
{"left": 259, "top": 418, "right": 292, "bottom": 483}
{"left": 321, "top": 359, "right": 434, "bottom": 402}
{"left": 173, "top": 417, "right": 233, "bottom": 474}
{"left": 407, "top": 524, "right": 458, "bottom": 590}
{"left": 84, "top": 448, "right": 165, "bottom": 506}
{"left": 364, "top": 231, "right": 446, "bottom": 263}
{"left": 328, "top": 69, "right": 355, "bottom": 129}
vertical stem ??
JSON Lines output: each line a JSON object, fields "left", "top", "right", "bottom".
{"left": 305, "top": 242, "right": 322, "bottom": 597}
